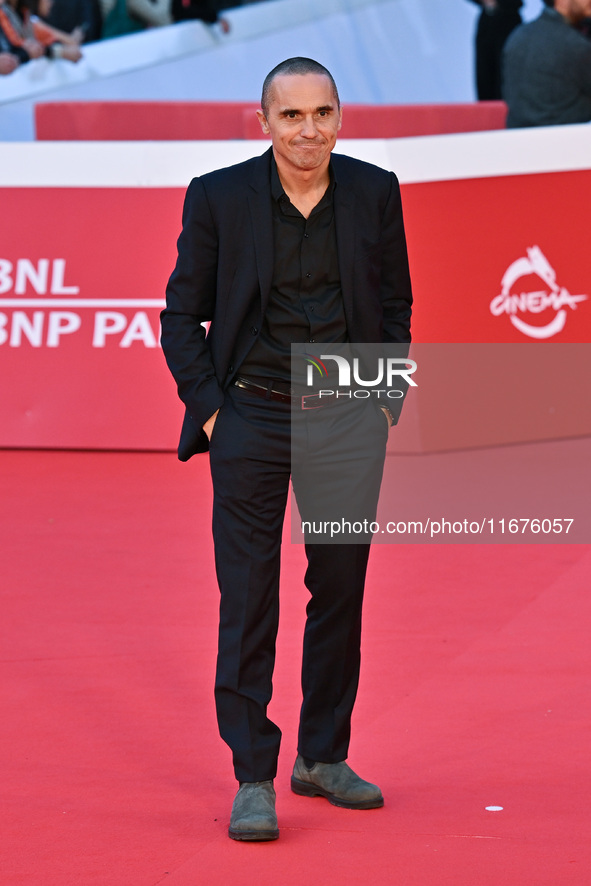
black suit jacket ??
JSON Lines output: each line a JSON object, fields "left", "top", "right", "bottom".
{"left": 161, "top": 147, "right": 413, "bottom": 460}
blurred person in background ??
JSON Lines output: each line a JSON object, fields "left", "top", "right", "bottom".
{"left": 121, "top": 0, "right": 229, "bottom": 35}
{"left": 100, "top": 0, "right": 142, "bottom": 38}
{"left": 1, "top": 19, "right": 27, "bottom": 69}
{"left": 170, "top": 0, "right": 229, "bottom": 31}
{"left": 466, "top": 0, "right": 522, "bottom": 100}
{"left": 503, "top": 0, "right": 591, "bottom": 126}
{"left": 43, "top": 0, "right": 102, "bottom": 41}
{"left": 0, "top": 0, "right": 83, "bottom": 61}
{"left": 125, "top": 0, "right": 171, "bottom": 28}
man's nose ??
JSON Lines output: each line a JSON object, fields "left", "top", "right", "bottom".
{"left": 300, "top": 116, "right": 318, "bottom": 138}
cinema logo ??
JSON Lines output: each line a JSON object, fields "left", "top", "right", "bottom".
{"left": 304, "top": 352, "right": 417, "bottom": 400}
{"left": 0, "top": 257, "right": 162, "bottom": 348}
{"left": 490, "top": 246, "right": 588, "bottom": 340}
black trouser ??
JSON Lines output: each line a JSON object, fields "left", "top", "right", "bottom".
{"left": 209, "top": 384, "right": 388, "bottom": 783}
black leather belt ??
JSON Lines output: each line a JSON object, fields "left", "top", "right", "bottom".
{"left": 234, "top": 376, "right": 292, "bottom": 402}
{"left": 233, "top": 376, "right": 345, "bottom": 410}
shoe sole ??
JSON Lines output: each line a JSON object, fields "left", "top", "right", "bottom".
{"left": 290, "top": 776, "right": 384, "bottom": 810}
{"left": 228, "top": 827, "right": 279, "bottom": 842}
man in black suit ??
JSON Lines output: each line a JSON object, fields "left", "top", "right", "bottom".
{"left": 161, "top": 57, "right": 413, "bottom": 841}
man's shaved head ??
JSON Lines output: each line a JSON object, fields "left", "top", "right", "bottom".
{"left": 261, "top": 57, "right": 340, "bottom": 116}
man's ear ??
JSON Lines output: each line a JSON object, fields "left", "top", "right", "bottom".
{"left": 256, "top": 109, "right": 270, "bottom": 135}
{"left": 337, "top": 107, "right": 342, "bottom": 132}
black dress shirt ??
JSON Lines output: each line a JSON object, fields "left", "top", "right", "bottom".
{"left": 239, "top": 158, "right": 347, "bottom": 383}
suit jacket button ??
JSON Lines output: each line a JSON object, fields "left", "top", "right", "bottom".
{"left": 251, "top": 326, "right": 258, "bottom": 335}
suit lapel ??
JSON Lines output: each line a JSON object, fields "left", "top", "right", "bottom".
{"left": 332, "top": 156, "right": 356, "bottom": 332}
{"left": 247, "top": 148, "right": 274, "bottom": 313}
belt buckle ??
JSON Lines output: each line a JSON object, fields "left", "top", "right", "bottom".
{"left": 301, "top": 393, "right": 327, "bottom": 410}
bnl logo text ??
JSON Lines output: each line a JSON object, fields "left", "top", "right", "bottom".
{"left": 306, "top": 355, "right": 418, "bottom": 389}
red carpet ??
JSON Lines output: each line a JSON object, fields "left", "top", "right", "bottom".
{"left": 1, "top": 450, "right": 589, "bottom": 885}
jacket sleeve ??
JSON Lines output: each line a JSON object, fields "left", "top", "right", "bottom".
{"left": 160, "top": 176, "right": 225, "bottom": 439}
{"left": 380, "top": 172, "right": 413, "bottom": 346}
{"left": 376, "top": 172, "right": 413, "bottom": 426}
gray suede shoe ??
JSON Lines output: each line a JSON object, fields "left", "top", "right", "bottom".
{"left": 291, "top": 755, "right": 384, "bottom": 809}
{"left": 228, "top": 780, "right": 279, "bottom": 841}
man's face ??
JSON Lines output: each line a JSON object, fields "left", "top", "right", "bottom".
{"left": 257, "top": 73, "right": 342, "bottom": 174}
{"left": 573, "top": 0, "right": 591, "bottom": 20}
{"left": 558, "top": 0, "right": 591, "bottom": 23}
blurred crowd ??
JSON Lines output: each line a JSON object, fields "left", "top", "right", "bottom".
{"left": 0, "top": 0, "right": 263, "bottom": 74}
{"left": 467, "top": 0, "right": 591, "bottom": 127}
{"left": 3, "top": 0, "right": 591, "bottom": 131}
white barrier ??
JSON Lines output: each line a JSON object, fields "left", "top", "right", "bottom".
{"left": 1, "top": 125, "right": 590, "bottom": 186}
